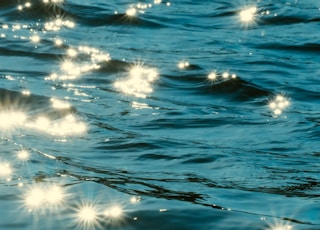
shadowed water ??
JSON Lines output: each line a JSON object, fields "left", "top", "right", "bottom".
{"left": 0, "top": 0, "right": 319, "bottom": 229}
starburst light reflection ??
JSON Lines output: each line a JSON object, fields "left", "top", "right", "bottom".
{"left": 76, "top": 202, "right": 100, "bottom": 230}
{"left": 51, "top": 98, "right": 71, "bottom": 109}
{"left": 239, "top": 6, "right": 258, "bottom": 26}
{"left": 269, "top": 95, "right": 290, "bottom": 116}
{"left": 24, "top": 186, "right": 46, "bottom": 209}
{"left": 23, "top": 184, "right": 67, "bottom": 211}
{"left": 46, "top": 45, "right": 109, "bottom": 81}
{"left": 114, "top": 64, "right": 159, "bottom": 98}
{"left": 126, "top": 7, "right": 137, "bottom": 17}
{"left": 46, "top": 185, "right": 65, "bottom": 206}
{"left": 266, "top": 221, "right": 293, "bottom": 230}
{"left": 17, "top": 149, "right": 30, "bottom": 162}
{"left": 208, "top": 72, "right": 217, "bottom": 80}
{"left": 0, "top": 111, "right": 27, "bottom": 131}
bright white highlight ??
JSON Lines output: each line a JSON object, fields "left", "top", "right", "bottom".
{"left": 27, "top": 114, "right": 87, "bottom": 136}
{"left": 126, "top": 8, "right": 137, "bottom": 17}
{"left": 44, "top": 17, "right": 75, "bottom": 31}
{"left": 266, "top": 221, "right": 293, "bottom": 230}
{"left": 114, "top": 64, "right": 159, "bottom": 98}
{"left": 46, "top": 185, "right": 65, "bottom": 205}
{"left": 130, "top": 196, "right": 141, "bottom": 204}
{"left": 54, "top": 38, "right": 63, "bottom": 46}
{"left": 239, "top": 6, "right": 257, "bottom": 23}
{"left": 208, "top": 72, "right": 217, "bottom": 80}
{"left": 76, "top": 203, "right": 99, "bottom": 229}
{"left": 24, "top": 187, "right": 45, "bottom": 208}
{"left": 17, "top": 149, "right": 30, "bottom": 161}
{"left": 51, "top": 98, "right": 71, "bottom": 109}
{"left": 269, "top": 95, "right": 290, "bottom": 116}
{"left": 45, "top": 45, "right": 110, "bottom": 81}
{"left": 207, "top": 71, "right": 237, "bottom": 82}
{"left": 23, "top": 184, "right": 66, "bottom": 209}
{"left": 0, "top": 111, "right": 27, "bottom": 131}
{"left": 104, "top": 205, "right": 123, "bottom": 218}
{"left": 30, "top": 34, "right": 41, "bottom": 43}
{"left": 0, "top": 163, "right": 12, "bottom": 178}
{"left": 178, "top": 61, "right": 189, "bottom": 69}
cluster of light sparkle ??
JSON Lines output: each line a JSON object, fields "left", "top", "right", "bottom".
{"left": 46, "top": 45, "right": 110, "bottom": 81}
{"left": 269, "top": 95, "right": 290, "bottom": 116}
{"left": 24, "top": 184, "right": 66, "bottom": 210}
{"left": 239, "top": 6, "right": 258, "bottom": 25}
{"left": 0, "top": 95, "right": 87, "bottom": 137}
{"left": 208, "top": 71, "right": 237, "bottom": 81}
{"left": 125, "top": 1, "right": 171, "bottom": 17}
{"left": 114, "top": 64, "right": 159, "bottom": 98}
{"left": 0, "top": 0, "right": 298, "bottom": 229}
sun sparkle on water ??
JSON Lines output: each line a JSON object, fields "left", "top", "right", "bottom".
{"left": 17, "top": 149, "right": 30, "bottom": 161}
{"left": 0, "top": 163, "right": 13, "bottom": 178}
{"left": 114, "top": 64, "right": 159, "bottom": 98}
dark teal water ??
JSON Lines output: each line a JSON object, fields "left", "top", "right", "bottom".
{"left": 0, "top": 0, "right": 319, "bottom": 229}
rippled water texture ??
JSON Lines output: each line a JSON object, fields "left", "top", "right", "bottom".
{"left": 0, "top": 0, "right": 320, "bottom": 229}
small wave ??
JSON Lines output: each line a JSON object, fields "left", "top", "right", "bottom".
{"left": 255, "top": 43, "right": 320, "bottom": 54}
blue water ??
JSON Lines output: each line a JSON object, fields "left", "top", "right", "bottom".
{"left": 0, "top": 0, "right": 320, "bottom": 229}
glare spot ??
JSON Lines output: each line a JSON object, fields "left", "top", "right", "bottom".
{"left": 54, "top": 38, "right": 63, "bottom": 46}
{"left": 76, "top": 203, "right": 99, "bottom": 229}
{"left": 130, "top": 196, "right": 141, "bottom": 204}
{"left": 17, "top": 149, "right": 30, "bottom": 161}
{"left": 12, "top": 24, "right": 21, "bottom": 30}
{"left": 30, "top": 34, "right": 41, "bottom": 43}
{"left": 178, "top": 61, "right": 189, "bottom": 69}
{"left": 114, "top": 64, "right": 159, "bottom": 98}
{"left": 222, "top": 72, "right": 229, "bottom": 79}
{"left": 0, "top": 111, "right": 27, "bottom": 131}
{"left": 17, "top": 5, "right": 23, "bottom": 11}
{"left": 208, "top": 72, "right": 217, "bottom": 80}
{"left": 126, "top": 7, "right": 137, "bottom": 17}
{"left": 23, "top": 184, "right": 66, "bottom": 210}
{"left": 51, "top": 98, "right": 71, "bottom": 109}
{"left": 239, "top": 6, "right": 257, "bottom": 23}
{"left": 67, "top": 48, "right": 78, "bottom": 57}
{"left": 0, "top": 163, "right": 12, "bottom": 178}
{"left": 2, "top": 24, "right": 9, "bottom": 29}
{"left": 268, "top": 94, "right": 290, "bottom": 116}
{"left": 154, "top": 0, "right": 162, "bottom": 4}
{"left": 44, "top": 17, "right": 75, "bottom": 31}
{"left": 46, "top": 185, "right": 65, "bottom": 205}
{"left": 25, "top": 2, "right": 32, "bottom": 8}
{"left": 24, "top": 186, "right": 46, "bottom": 208}
{"left": 266, "top": 221, "right": 293, "bottom": 230}
{"left": 22, "top": 90, "right": 31, "bottom": 95}
{"left": 104, "top": 205, "right": 123, "bottom": 218}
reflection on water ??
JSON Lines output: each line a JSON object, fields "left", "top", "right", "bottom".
{"left": 114, "top": 64, "right": 159, "bottom": 98}
{"left": 0, "top": 0, "right": 319, "bottom": 229}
